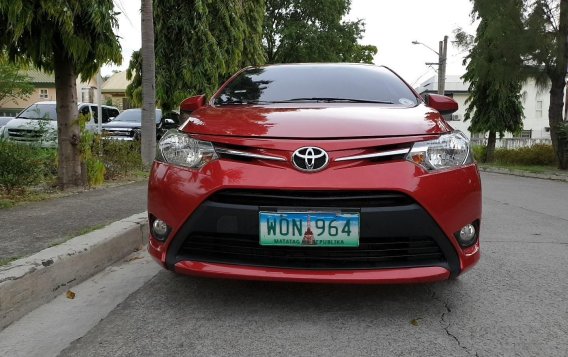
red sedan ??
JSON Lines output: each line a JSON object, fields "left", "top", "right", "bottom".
{"left": 147, "top": 63, "right": 481, "bottom": 284}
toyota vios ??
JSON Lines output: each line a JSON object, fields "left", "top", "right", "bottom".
{"left": 148, "top": 63, "right": 481, "bottom": 284}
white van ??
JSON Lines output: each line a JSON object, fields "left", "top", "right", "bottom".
{"left": 0, "top": 101, "right": 120, "bottom": 148}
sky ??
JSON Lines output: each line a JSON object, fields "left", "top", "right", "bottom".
{"left": 104, "top": 0, "right": 477, "bottom": 88}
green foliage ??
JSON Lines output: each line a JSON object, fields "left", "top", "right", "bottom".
{"left": 472, "top": 145, "right": 487, "bottom": 163}
{"left": 0, "top": 59, "right": 34, "bottom": 104}
{"left": 462, "top": 0, "right": 525, "bottom": 136}
{"left": 100, "top": 140, "right": 143, "bottom": 179}
{"left": 153, "top": 0, "right": 266, "bottom": 111}
{"left": 264, "top": 0, "right": 377, "bottom": 64}
{"left": 0, "top": 0, "right": 124, "bottom": 188}
{"left": 79, "top": 114, "right": 105, "bottom": 187}
{"left": 493, "top": 144, "right": 556, "bottom": 166}
{"left": 0, "top": 0, "right": 122, "bottom": 80}
{"left": 126, "top": 50, "right": 142, "bottom": 107}
{"left": 458, "top": 0, "right": 568, "bottom": 168}
{"left": 0, "top": 136, "right": 142, "bottom": 194}
{"left": 0, "top": 140, "right": 57, "bottom": 194}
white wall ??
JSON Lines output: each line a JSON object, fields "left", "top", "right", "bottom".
{"left": 435, "top": 78, "right": 553, "bottom": 139}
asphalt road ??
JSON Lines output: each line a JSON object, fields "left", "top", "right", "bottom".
{"left": 0, "top": 180, "right": 148, "bottom": 260}
{"left": 27, "top": 173, "right": 568, "bottom": 356}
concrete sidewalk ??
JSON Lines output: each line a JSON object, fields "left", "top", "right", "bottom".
{"left": 0, "top": 180, "right": 150, "bottom": 329}
{"left": 0, "top": 180, "right": 148, "bottom": 261}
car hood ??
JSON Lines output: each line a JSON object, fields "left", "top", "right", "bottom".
{"left": 181, "top": 103, "right": 452, "bottom": 138}
{"left": 102, "top": 121, "right": 140, "bottom": 130}
{"left": 3, "top": 118, "right": 57, "bottom": 130}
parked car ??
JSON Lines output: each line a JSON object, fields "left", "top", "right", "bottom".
{"left": 147, "top": 63, "right": 481, "bottom": 284}
{"left": 0, "top": 116, "right": 14, "bottom": 130}
{"left": 0, "top": 101, "right": 119, "bottom": 147}
{"left": 101, "top": 108, "right": 179, "bottom": 141}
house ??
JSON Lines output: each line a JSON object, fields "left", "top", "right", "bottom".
{"left": 102, "top": 71, "right": 132, "bottom": 110}
{"left": 416, "top": 75, "right": 552, "bottom": 139}
{"left": 0, "top": 69, "right": 103, "bottom": 117}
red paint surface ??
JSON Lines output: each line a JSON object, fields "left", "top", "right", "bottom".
{"left": 173, "top": 261, "right": 451, "bottom": 284}
{"left": 148, "top": 65, "right": 481, "bottom": 283}
{"left": 181, "top": 103, "right": 452, "bottom": 138}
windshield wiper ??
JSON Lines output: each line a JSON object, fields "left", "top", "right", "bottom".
{"left": 273, "top": 97, "right": 395, "bottom": 104}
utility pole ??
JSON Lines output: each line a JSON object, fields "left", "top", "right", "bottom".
{"left": 438, "top": 35, "right": 448, "bottom": 95}
{"left": 412, "top": 35, "right": 448, "bottom": 95}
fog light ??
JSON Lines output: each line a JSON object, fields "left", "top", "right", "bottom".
{"left": 152, "top": 219, "right": 170, "bottom": 241}
{"left": 455, "top": 224, "right": 477, "bottom": 247}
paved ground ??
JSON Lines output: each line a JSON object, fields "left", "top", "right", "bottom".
{"left": 0, "top": 181, "right": 147, "bottom": 261}
{"left": 46, "top": 172, "right": 567, "bottom": 357}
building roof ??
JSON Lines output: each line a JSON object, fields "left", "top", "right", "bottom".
{"left": 102, "top": 71, "right": 131, "bottom": 93}
{"left": 21, "top": 69, "right": 55, "bottom": 84}
{"left": 415, "top": 75, "right": 470, "bottom": 94}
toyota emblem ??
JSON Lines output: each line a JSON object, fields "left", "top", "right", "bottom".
{"left": 292, "top": 147, "right": 329, "bottom": 172}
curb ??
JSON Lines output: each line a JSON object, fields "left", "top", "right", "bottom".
{"left": 0, "top": 212, "right": 148, "bottom": 331}
{"left": 479, "top": 166, "right": 568, "bottom": 182}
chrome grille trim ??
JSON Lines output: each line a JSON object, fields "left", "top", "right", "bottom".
{"left": 335, "top": 148, "right": 410, "bottom": 162}
{"left": 215, "top": 147, "right": 287, "bottom": 162}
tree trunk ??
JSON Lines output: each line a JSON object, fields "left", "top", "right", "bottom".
{"left": 548, "top": 76, "right": 567, "bottom": 169}
{"left": 485, "top": 130, "right": 496, "bottom": 163}
{"left": 548, "top": 0, "right": 568, "bottom": 170}
{"left": 141, "top": 0, "right": 157, "bottom": 167}
{"left": 54, "top": 43, "right": 83, "bottom": 190}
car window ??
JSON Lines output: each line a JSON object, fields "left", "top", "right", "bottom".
{"left": 113, "top": 110, "right": 141, "bottom": 122}
{"left": 109, "top": 108, "right": 119, "bottom": 119}
{"left": 17, "top": 103, "right": 58, "bottom": 121}
{"left": 90, "top": 106, "right": 98, "bottom": 122}
{"left": 214, "top": 65, "right": 419, "bottom": 106}
{"left": 102, "top": 107, "right": 119, "bottom": 124}
{"left": 112, "top": 109, "right": 162, "bottom": 123}
{"left": 80, "top": 105, "right": 91, "bottom": 117}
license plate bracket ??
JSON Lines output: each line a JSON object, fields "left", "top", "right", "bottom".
{"left": 259, "top": 211, "right": 360, "bottom": 247}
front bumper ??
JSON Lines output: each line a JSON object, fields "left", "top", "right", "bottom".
{"left": 148, "top": 157, "right": 481, "bottom": 284}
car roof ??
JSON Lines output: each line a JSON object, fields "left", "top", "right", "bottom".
{"left": 32, "top": 101, "right": 118, "bottom": 109}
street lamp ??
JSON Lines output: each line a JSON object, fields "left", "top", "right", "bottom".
{"left": 412, "top": 36, "right": 448, "bottom": 95}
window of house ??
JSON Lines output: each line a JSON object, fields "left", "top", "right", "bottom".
{"left": 536, "top": 100, "right": 543, "bottom": 118}
{"left": 81, "top": 88, "right": 93, "bottom": 103}
{"left": 39, "top": 89, "right": 48, "bottom": 99}
{"left": 514, "top": 130, "right": 532, "bottom": 138}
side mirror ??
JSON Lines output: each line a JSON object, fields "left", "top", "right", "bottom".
{"left": 423, "top": 94, "right": 458, "bottom": 115}
{"left": 180, "top": 95, "right": 206, "bottom": 114}
{"left": 108, "top": 117, "right": 115, "bottom": 122}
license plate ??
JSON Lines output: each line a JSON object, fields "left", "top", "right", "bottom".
{"left": 259, "top": 211, "right": 360, "bottom": 247}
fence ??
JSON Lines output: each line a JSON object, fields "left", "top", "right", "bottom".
{"left": 471, "top": 138, "right": 552, "bottom": 149}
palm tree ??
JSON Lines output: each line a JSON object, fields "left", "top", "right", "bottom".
{"left": 0, "top": 0, "right": 122, "bottom": 189}
{"left": 141, "top": 0, "right": 157, "bottom": 167}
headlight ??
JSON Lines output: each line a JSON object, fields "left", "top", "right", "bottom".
{"left": 406, "top": 131, "right": 472, "bottom": 171}
{"left": 157, "top": 130, "right": 218, "bottom": 169}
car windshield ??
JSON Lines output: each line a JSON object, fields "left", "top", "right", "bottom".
{"left": 113, "top": 109, "right": 162, "bottom": 123}
{"left": 213, "top": 65, "right": 419, "bottom": 106}
{"left": 16, "top": 103, "right": 58, "bottom": 121}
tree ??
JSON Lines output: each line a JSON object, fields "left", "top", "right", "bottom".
{"left": 0, "top": 1, "right": 122, "bottom": 189}
{"left": 125, "top": 50, "right": 142, "bottom": 108}
{"left": 263, "top": 0, "right": 377, "bottom": 64}
{"left": 141, "top": 0, "right": 156, "bottom": 167}
{"left": 153, "top": 0, "right": 266, "bottom": 112}
{"left": 459, "top": 0, "right": 568, "bottom": 168}
{"left": 0, "top": 60, "right": 34, "bottom": 105}
{"left": 459, "top": 0, "right": 526, "bottom": 162}
{"left": 524, "top": 0, "right": 568, "bottom": 169}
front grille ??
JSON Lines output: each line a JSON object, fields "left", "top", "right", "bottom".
{"left": 208, "top": 190, "right": 414, "bottom": 208}
{"left": 179, "top": 233, "right": 445, "bottom": 270}
{"left": 8, "top": 128, "right": 42, "bottom": 142}
{"left": 167, "top": 189, "right": 458, "bottom": 272}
